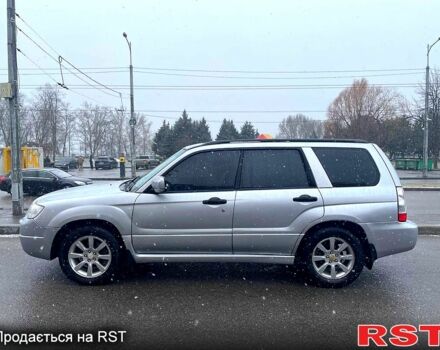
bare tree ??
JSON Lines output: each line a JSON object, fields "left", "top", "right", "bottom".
{"left": 325, "top": 79, "right": 402, "bottom": 144}
{"left": 135, "top": 114, "right": 152, "bottom": 155}
{"left": 0, "top": 95, "right": 31, "bottom": 146}
{"left": 58, "top": 106, "right": 76, "bottom": 156}
{"left": 416, "top": 70, "right": 440, "bottom": 165}
{"left": 277, "top": 114, "right": 324, "bottom": 139}
{"left": 77, "top": 103, "right": 110, "bottom": 158}
{"left": 0, "top": 100, "right": 10, "bottom": 145}
{"left": 29, "top": 85, "right": 65, "bottom": 159}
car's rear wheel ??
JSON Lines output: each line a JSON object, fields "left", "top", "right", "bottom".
{"left": 58, "top": 226, "right": 120, "bottom": 285}
{"left": 297, "top": 227, "right": 364, "bottom": 288}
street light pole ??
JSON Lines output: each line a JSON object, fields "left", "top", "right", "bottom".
{"left": 123, "top": 32, "right": 136, "bottom": 178}
{"left": 423, "top": 37, "right": 440, "bottom": 178}
{"left": 6, "top": 0, "right": 23, "bottom": 215}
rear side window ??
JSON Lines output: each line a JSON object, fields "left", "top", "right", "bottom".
{"left": 165, "top": 150, "right": 240, "bottom": 192}
{"left": 23, "top": 170, "right": 38, "bottom": 178}
{"left": 240, "top": 149, "right": 312, "bottom": 189}
{"left": 313, "top": 147, "right": 380, "bottom": 187}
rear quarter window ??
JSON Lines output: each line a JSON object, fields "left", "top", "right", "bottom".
{"left": 313, "top": 147, "right": 380, "bottom": 187}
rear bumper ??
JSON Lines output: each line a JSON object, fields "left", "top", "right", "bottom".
{"left": 361, "top": 220, "right": 418, "bottom": 259}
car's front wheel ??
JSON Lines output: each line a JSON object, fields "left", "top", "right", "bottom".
{"left": 297, "top": 227, "right": 364, "bottom": 288}
{"left": 58, "top": 226, "right": 121, "bottom": 284}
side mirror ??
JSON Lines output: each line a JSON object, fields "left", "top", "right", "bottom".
{"left": 151, "top": 176, "right": 166, "bottom": 194}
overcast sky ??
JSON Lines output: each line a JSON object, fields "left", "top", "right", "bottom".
{"left": 1, "top": 0, "right": 440, "bottom": 136}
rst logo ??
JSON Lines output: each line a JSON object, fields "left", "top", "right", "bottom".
{"left": 358, "top": 324, "right": 440, "bottom": 347}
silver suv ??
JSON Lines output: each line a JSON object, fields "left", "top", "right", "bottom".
{"left": 20, "top": 139, "right": 418, "bottom": 287}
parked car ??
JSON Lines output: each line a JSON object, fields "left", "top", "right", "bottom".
{"left": 20, "top": 139, "right": 417, "bottom": 287}
{"left": 94, "top": 156, "right": 118, "bottom": 170}
{"left": 2, "top": 168, "right": 92, "bottom": 196}
{"left": 0, "top": 174, "right": 10, "bottom": 192}
{"left": 135, "top": 154, "right": 160, "bottom": 169}
{"left": 54, "top": 156, "right": 78, "bottom": 170}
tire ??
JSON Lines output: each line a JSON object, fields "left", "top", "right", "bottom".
{"left": 58, "top": 225, "right": 121, "bottom": 285}
{"left": 296, "top": 227, "right": 364, "bottom": 288}
{"left": 62, "top": 184, "right": 72, "bottom": 189}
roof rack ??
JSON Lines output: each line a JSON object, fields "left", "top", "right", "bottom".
{"left": 197, "top": 138, "right": 368, "bottom": 147}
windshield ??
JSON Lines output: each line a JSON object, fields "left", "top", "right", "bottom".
{"left": 49, "top": 168, "right": 72, "bottom": 178}
{"left": 129, "top": 149, "right": 185, "bottom": 192}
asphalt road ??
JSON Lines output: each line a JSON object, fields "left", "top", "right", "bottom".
{"left": 0, "top": 235, "right": 439, "bottom": 349}
{"left": 405, "top": 191, "right": 440, "bottom": 225}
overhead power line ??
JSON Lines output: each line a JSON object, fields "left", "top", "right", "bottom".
{"left": 21, "top": 106, "right": 327, "bottom": 124}
{"left": 0, "top": 66, "right": 426, "bottom": 74}
{"left": 131, "top": 70, "right": 424, "bottom": 80}
{"left": 17, "top": 83, "right": 422, "bottom": 90}
{"left": 0, "top": 69, "right": 423, "bottom": 80}
{"left": 16, "top": 48, "right": 105, "bottom": 105}
{"left": 139, "top": 113, "right": 325, "bottom": 124}
{"left": 134, "top": 66, "right": 425, "bottom": 74}
{"left": 0, "top": 69, "right": 128, "bottom": 76}
{"left": 16, "top": 25, "right": 120, "bottom": 100}
{"left": 15, "top": 14, "right": 125, "bottom": 104}
{"left": 23, "top": 108, "right": 328, "bottom": 114}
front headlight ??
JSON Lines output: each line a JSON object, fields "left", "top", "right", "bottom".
{"left": 74, "top": 180, "right": 86, "bottom": 186}
{"left": 27, "top": 203, "right": 44, "bottom": 219}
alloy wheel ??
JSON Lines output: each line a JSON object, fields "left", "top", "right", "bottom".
{"left": 68, "top": 236, "right": 112, "bottom": 278}
{"left": 312, "top": 237, "right": 355, "bottom": 280}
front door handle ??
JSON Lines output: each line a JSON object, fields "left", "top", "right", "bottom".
{"left": 202, "top": 197, "right": 227, "bottom": 205}
{"left": 293, "top": 194, "right": 318, "bottom": 202}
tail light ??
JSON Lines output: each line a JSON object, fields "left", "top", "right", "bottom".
{"left": 0, "top": 176, "right": 6, "bottom": 183}
{"left": 397, "top": 187, "right": 407, "bottom": 222}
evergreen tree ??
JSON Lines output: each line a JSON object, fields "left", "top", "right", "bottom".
{"left": 171, "top": 110, "right": 194, "bottom": 153}
{"left": 239, "top": 121, "right": 258, "bottom": 139}
{"left": 193, "top": 117, "right": 212, "bottom": 143}
{"left": 216, "top": 119, "right": 240, "bottom": 140}
{"left": 152, "top": 120, "right": 173, "bottom": 157}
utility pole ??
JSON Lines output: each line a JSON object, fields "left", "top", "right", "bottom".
{"left": 123, "top": 32, "right": 136, "bottom": 178}
{"left": 423, "top": 37, "right": 440, "bottom": 178}
{"left": 7, "top": 0, "right": 23, "bottom": 215}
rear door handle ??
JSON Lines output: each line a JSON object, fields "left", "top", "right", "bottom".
{"left": 293, "top": 194, "right": 318, "bottom": 202}
{"left": 202, "top": 197, "right": 227, "bottom": 205}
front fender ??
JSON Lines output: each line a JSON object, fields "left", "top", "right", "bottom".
{"left": 46, "top": 205, "right": 133, "bottom": 238}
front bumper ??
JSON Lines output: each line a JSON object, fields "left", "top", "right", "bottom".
{"left": 19, "top": 216, "right": 59, "bottom": 260}
{"left": 361, "top": 220, "right": 418, "bottom": 259}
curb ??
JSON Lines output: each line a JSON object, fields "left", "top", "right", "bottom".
{"left": 0, "top": 224, "right": 19, "bottom": 235}
{"left": 1, "top": 225, "right": 440, "bottom": 236}
{"left": 403, "top": 187, "right": 440, "bottom": 191}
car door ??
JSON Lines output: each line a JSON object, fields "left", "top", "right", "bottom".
{"left": 37, "top": 170, "right": 57, "bottom": 193}
{"left": 21, "top": 170, "right": 36, "bottom": 194}
{"left": 132, "top": 149, "right": 241, "bottom": 254}
{"left": 233, "top": 148, "right": 324, "bottom": 255}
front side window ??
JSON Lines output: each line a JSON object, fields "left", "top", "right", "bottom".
{"left": 240, "top": 149, "right": 312, "bottom": 189}
{"left": 23, "top": 170, "right": 38, "bottom": 178}
{"left": 38, "top": 171, "right": 55, "bottom": 179}
{"left": 165, "top": 150, "right": 240, "bottom": 192}
{"left": 49, "top": 169, "right": 71, "bottom": 178}
{"left": 313, "top": 147, "right": 380, "bottom": 187}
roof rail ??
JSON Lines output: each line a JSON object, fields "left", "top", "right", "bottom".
{"left": 196, "top": 138, "right": 368, "bottom": 147}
